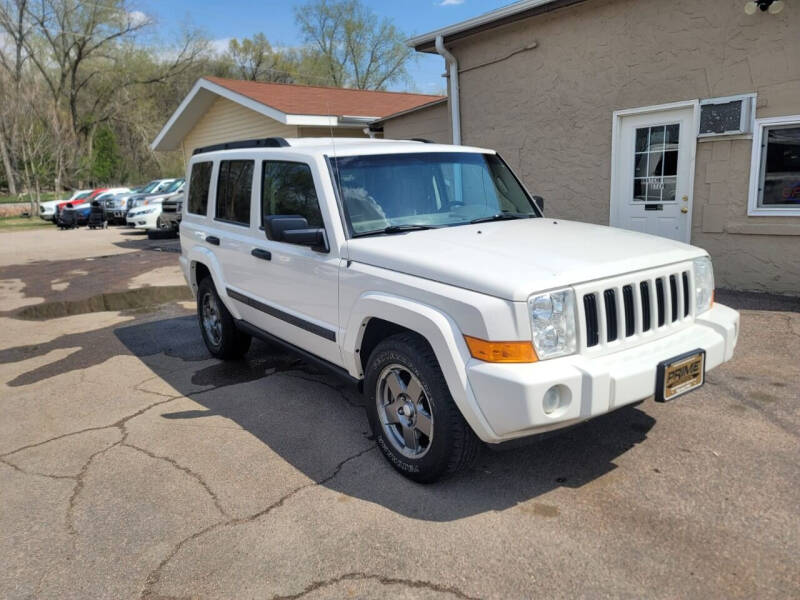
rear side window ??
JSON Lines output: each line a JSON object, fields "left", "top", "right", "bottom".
{"left": 188, "top": 162, "right": 212, "bottom": 215}
{"left": 215, "top": 160, "right": 254, "bottom": 225}
{"left": 261, "top": 161, "right": 323, "bottom": 231}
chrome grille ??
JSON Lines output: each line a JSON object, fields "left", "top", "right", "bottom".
{"left": 581, "top": 266, "right": 693, "bottom": 350}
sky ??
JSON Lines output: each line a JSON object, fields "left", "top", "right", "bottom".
{"left": 136, "top": 0, "right": 512, "bottom": 94}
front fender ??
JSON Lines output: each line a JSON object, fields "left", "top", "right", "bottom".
{"left": 186, "top": 246, "right": 242, "bottom": 320}
{"left": 342, "top": 292, "right": 498, "bottom": 442}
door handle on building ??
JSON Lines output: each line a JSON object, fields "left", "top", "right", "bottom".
{"left": 681, "top": 207, "right": 688, "bottom": 214}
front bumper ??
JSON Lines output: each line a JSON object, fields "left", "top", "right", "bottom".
{"left": 128, "top": 209, "right": 160, "bottom": 229}
{"left": 466, "top": 303, "right": 739, "bottom": 443}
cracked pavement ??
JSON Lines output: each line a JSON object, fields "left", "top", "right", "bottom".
{"left": 1, "top": 228, "right": 798, "bottom": 599}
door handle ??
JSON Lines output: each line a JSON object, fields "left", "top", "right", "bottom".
{"left": 205, "top": 235, "right": 220, "bottom": 246}
{"left": 681, "top": 207, "right": 688, "bottom": 214}
{"left": 251, "top": 248, "right": 272, "bottom": 261}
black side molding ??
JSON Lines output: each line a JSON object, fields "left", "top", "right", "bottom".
{"left": 234, "top": 319, "right": 359, "bottom": 386}
{"left": 227, "top": 288, "right": 336, "bottom": 342}
{"left": 193, "top": 137, "right": 289, "bottom": 155}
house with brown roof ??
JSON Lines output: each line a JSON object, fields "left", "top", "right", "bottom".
{"left": 386, "top": 0, "right": 799, "bottom": 295}
{"left": 150, "top": 76, "right": 444, "bottom": 157}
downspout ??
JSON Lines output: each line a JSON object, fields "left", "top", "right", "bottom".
{"left": 435, "top": 34, "right": 461, "bottom": 145}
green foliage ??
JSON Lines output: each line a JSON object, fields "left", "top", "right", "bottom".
{"left": 91, "top": 126, "right": 123, "bottom": 184}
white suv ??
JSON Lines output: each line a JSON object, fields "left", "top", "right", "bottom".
{"left": 179, "top": 137, "right": 739, "bottom": 482}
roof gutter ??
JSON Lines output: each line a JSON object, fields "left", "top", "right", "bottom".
{"left": 435, "top": 35, "right": 461, "bottom": 145}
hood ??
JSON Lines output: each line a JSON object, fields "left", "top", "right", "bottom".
{"left": 345, "top": 219, "right": 705, "bottom": 302}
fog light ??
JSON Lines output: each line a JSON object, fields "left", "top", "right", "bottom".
{"left": 542, "top": 385, "right": 571, "bottom": 416}
{"left": 543, "top": 387, "right": 560, "bottom": 414}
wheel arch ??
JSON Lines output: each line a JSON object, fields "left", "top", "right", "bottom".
{"left": 187, "top": 247, "right": 241, "bottom": 320}
{"left": 342, "top": 292, "right": 496, "bottom": 442}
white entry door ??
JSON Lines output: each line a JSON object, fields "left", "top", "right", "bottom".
{"left": 611, "top": 105, "right": 696, "bottom": 242}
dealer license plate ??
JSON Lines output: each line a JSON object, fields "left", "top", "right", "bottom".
{"left": 655, "top": 350, "right": 705, "bottom": 402}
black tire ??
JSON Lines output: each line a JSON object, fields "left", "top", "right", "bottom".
{"left": 365, "top": 333, "right": 480, "bottom": 483}
{"left": 196, "top": 276, "right": 251, "bottom": 359}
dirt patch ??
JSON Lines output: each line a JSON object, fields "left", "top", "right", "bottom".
{"left": 15, "top": 286, "right": 192, "bottom": 320}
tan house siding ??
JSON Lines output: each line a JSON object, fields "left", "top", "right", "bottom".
{"left": 445, "top": 0, "right": 800, "bottom": 293}
{"left": 181, "top": 97, "right": 298, "bottom": 156}
{"left": 381, "top": 102, "right": 452, "bottom": 143}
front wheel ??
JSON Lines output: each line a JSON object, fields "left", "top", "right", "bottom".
{"left": 365, "top": 333, "right": 480, "bottom": 483}
{"left": 196, "top": 277, "right": 251, "bottom": 359}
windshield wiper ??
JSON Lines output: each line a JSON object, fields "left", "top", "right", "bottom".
{"left": 353, "top": 224, "right": 438, "bottom": 237}
{"left": 383, "top": 224, "right": 438, "bottom": 233}
{"left": 469, "top": 212, "right": 533, "bottom": 224}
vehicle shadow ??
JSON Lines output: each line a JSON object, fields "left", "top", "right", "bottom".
{"left": 113, "top": 314, "right": 656, "bottom": 522}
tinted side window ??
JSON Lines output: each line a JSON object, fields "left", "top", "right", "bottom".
{"left": 188, "top": 162, "right": 212, "bottom": 215}
{"left": 261, "top": 161, "right": 323, "bottom": 234}
{"left": 215, "top": 160, "right": 254, "bottom": 225}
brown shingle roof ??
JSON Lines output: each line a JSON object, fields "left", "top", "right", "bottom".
{"left": 204, "top": 76, "right": 445, "bottom": 119}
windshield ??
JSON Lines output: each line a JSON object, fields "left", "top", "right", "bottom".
{"left": 74, "top": 192, "right": 91, "bottom": 201}
{"left": 140, "top": 180, "right": 163, "bottom": 193}
{"left": 162, "top": 179, "right": 184, "bottom": 193}
{"left": 331, "top": 152, "right": 538, "bottom": 235}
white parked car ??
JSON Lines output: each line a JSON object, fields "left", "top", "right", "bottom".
{"left": 126, "top": 202, "right": 163, "bottom": 230}
{"left": 125, "top": 181, "right": 185, "bottom": 231}
{"left": 39, "top": 189, "right": 92, "bottom": 221}
{"left": 178, "top": 137, "right": 739, "bottom": 482}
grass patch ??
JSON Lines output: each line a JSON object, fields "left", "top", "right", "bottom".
{"left": 0, "top": 216, "right": 52, "bottom": 231}
{"left": 0, "top": 191, "right": 59, "bottom": 204}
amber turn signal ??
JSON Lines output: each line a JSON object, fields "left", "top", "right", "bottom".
{"left": 464, "top": 336, "right": 539, "bottom": 363}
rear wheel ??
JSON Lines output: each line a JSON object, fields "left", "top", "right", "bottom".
{"left": 365, "top": 333, "right": 480, "bottom": 483}
{"left": 196, "top": 276, "right": 251, "bottom": 359}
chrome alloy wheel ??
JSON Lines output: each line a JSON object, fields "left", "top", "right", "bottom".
{"left": 376, "top": 364, "right": 434, "bottom": 458}
{"left": 201, "top": 291, "right": 222, "bottom": 347}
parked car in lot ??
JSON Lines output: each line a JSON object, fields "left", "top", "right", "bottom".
{"left": 126, "top": 179, "right": 185, "bottom": 231}
{"left": 126, "top": 202, "right": 164, "bottom": 230}
{"left": 158, "top": 192, "right": 183, "bottom": 233}
{"left": 39, "top": 189, "right": 92, "bottom": 221}
{"left": 56, "top": 187, "right": 129, "bottom": 228}
{"left": 179, "top": 137, "right": 739, "bottom": 483}
{"left": 126, "top": 178, "right": 181, "bottom": 210}
{"left": 100, "top": 189, "right": 133, "bottom": 224}
{"left": 55, "top": 188, "right": 107, "bottom": 226}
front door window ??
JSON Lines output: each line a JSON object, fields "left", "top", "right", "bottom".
{"left": 633, "top": 124, "right": 680, "bottom": 202}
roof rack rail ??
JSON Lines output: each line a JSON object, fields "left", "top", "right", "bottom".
{"left": 192, "top": 137, "right": 289, "bottom": 155}
{"left": 408, "top": 138, "right": 433, "bottom": 143}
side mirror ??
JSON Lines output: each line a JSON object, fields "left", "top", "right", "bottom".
{"left": 533, "top": 195, "right": 545, "bottom": 213}
{"left": 264, "top": 215, "right": 329, "bottom": 252}
{"left": 282, "top": 228, "right": 329, "bottom": 252}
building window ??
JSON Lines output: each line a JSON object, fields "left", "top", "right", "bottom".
{"left": 187, "top": 161, "right": 212, "bottom": 215}
{"left": 633, "top": 124, "right": 679, "bottom": 202}
{"left": 215, "top": 160, "right": 254, "bottom": 225}
{"left": 748, "top": 115, "right": 800, "bottom": 216}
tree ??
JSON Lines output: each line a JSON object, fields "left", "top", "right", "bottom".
{"left": 0, "top": 0, "right": 207, "bottom": 190}
{"left": 294, "top": 0, "right": 413, "bottom": 90}
{"left": 227, "top": 33, "right": 294, "bottom": 83}
{"left": 90, "top": 125, "right": 122, "bottom": 183}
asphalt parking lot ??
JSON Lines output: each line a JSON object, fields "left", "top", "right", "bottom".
{"left": 1, "top": 227, "right": 798, "bottom": 599}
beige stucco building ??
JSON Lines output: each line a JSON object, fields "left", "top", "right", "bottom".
{"left": 396, "top": 0, "right": 799, "bottom": 294}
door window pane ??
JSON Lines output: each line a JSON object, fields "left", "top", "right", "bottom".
{"left": 759, "top": 125, "right": 800, "bottom": 207}
{"left": 188, "top": 162, "right": 212, "bottom": 215}
{"left": 632, "top": 124, "right": 680, "bottom": 202}
{"left": 215, "top": 160, "right": 253, "bottom": 225}
{"left": 261, "top": 161, "right": 323, "bottom": 235}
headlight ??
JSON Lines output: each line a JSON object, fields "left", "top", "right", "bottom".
{"left": 693, "top": 256, "right": 714, "bottom": 314}
{"left": 528, "top": 288, "right": 577, "bottom": 359}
